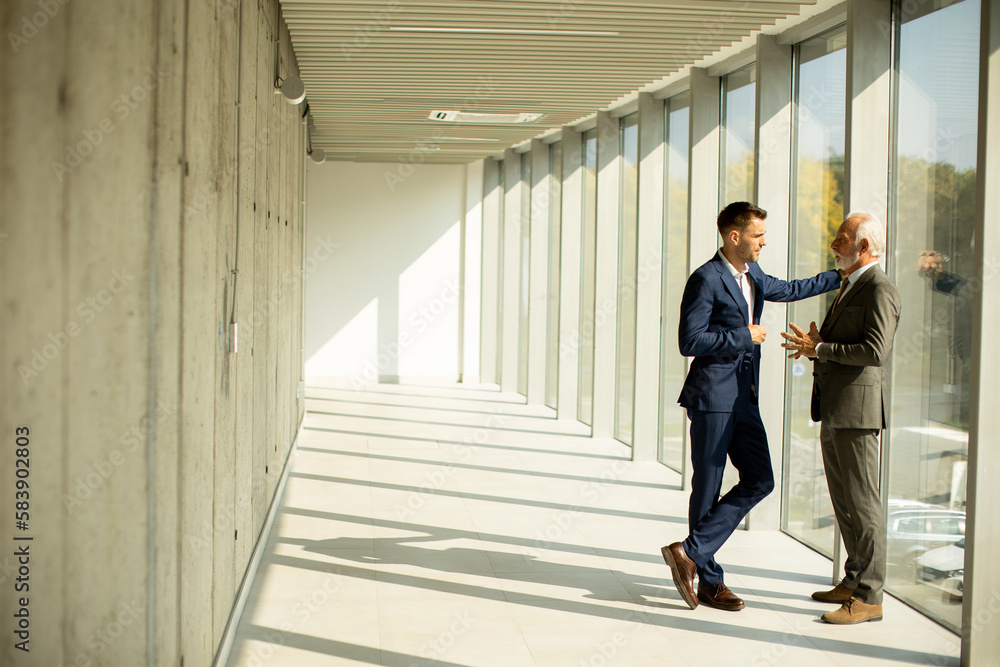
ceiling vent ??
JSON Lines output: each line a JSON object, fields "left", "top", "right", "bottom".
{"left": 429, "top": 110, "right": 543, "bottom": 124}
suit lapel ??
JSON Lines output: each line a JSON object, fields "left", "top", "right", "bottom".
{"left": 714, "top": 257, "right": 750, "bottom": 324}
{"left": 821, "top": 266, "right": 879, "bottom": 335}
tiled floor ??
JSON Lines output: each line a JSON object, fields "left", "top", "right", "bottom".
{"left": 226, "top": 381, "right": 961, "bottom": 667}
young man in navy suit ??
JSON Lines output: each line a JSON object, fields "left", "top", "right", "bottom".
{"left": 662, "top": 202, "right": 840, "bottom": 611}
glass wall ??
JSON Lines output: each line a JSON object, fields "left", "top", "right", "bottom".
{"left": 545, "top": 142, "right": 563, "bottom": 409}
{"left": 886, "top": 0, "right": 979, "bottom": 633}
{"left": 782, "top": 26, "right": 847, "bottom": 555}
{"left": 659, "top": 94, "right": 690, "bottom": 471}
{"left": 615, "top": 114, "right": 640, "bottom": 444}
{"left": 518, "top": 153, "right": 531, "bottom": 395}
{"left": 578, "top": 129, "right": 599, "bottom": 425}
{"left": 720, "top": 65, "right": 757, "bottom": 206}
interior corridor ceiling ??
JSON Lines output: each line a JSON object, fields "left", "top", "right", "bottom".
{"left": 279, "top": 0, "right": 818, "bottom": 164}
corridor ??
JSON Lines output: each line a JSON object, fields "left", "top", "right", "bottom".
{"left": 225, "top": 382, "right": 960, "bottom": 667}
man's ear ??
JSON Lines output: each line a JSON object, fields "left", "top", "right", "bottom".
{"left": 728, "top": 229, "right": 741, "bottom": 246}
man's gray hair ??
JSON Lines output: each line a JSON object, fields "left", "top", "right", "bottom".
{"left": 846, "top": 211, "right": 886, "bottom": 258}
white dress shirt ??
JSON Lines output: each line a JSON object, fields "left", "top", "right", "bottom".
{"left": 718, "top": 249, "right": 754, "bottom": 324}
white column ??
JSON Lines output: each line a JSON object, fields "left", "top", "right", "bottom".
{"left": 842, "top": 0, "right": 892, "bottom": 582}
{"left": 526, "top": 139, "right": 550, "bottom": 404}
{"left": 681, "top": 67, "right": 722, "bottom": 479}
{"left": 962, "top": 0, "right": 1000, "bottom": 663}
{"left": 501, "top": 149, "right": 522, "bottom": 393}
{"left": 557, "top": 128, "right": 583, "bottom": 421}
{"left": 632, "top": 92, "right": 665, "bottom": 460}
{"left": 687, "top": 67, "right": 722, "bottom": 265}
{"left": 479, "top": 158, "right": 501, "bottom": 385}
{"left": 749, "top": 34, "right": 793, "bottom": 530}
{"left": 462, "top": 159, "right": 483, "bottom": 384}
{"left": 591, "top": 111, "right": 621, "bottom": 438}
{"left": 844, "top": 0, "right": 892, "bottom": 219}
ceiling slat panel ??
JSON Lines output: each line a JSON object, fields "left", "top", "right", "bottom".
{"left": 280, "top": 0, "right": 815, "bottom": 163}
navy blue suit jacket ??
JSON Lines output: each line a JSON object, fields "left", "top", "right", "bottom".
{"left": 678, "top": 253, "right": 839, "bottom": 413}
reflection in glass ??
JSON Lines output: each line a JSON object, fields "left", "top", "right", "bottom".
{"left": 782, "top": 27, "right": 846, "bottom": 556}
{"left": 615, "top": 114, "right": 639, "bottom": 445}
{"left": 887, "top": 0, "right": 978, "bottom": 633}
{"left": 518, "top": 154, "right": 531, "bottom": 395}
{"left": 545, "top": 143, "right": 563, "bottom": 409}
{"left": 659, "top": 95, "right": 689, "bottom": 471}
{"left": 578, "top": 130, "right": 598, "bottom": 425}
{"left": 721, "top": 65, "right": 757, "bottom": 206}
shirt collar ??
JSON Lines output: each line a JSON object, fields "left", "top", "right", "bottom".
{"left": 846, "top": 260, "right": 880, "bottom": 286}
{"left": 717, "top": 249, "right": 749, "bottom": 278}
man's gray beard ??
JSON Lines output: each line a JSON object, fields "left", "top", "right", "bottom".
{"left": 834, "top": 250, "right": 859, "bottom": 270}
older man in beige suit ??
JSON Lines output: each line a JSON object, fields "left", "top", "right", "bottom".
{"left": 781, "top": 212, "right": 901, "bottom": 624}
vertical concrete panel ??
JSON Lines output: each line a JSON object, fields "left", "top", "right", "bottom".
{"left": 233, "top": 0, "right": 260, "bottom": 584}
{"left": 212, "top": 0, "right": 240, "bottom": 648}
{"left": 264, "top": 12, "right": 279, "bottom": 503}
{"left": 252, "top": 3, "right": 273, "bottom": 536}
{"left": 751, "top": 34, "right": 793, "bottom": 530}
{"left": 179, "top": 0, "right": 220, "bottom": 663}
{"left": 61, "top": 0, "right": 156, "bottom": 663}
{"left": 0, "top": 2, "right": 69, "bottom": 665}
{"left": 151, "top": 1, "right": 187, "bottom": 664}
{"left": 592, "top": 111, "right": 621, "bottom": 438}
{"left": 557, "top": 128, "right": 583, "bottom": 422}
{"left": 276, "top": 21, "right": 290, "bottom": 462}
{"left": 633, "top": 93, "right": 665, "bottom": 460}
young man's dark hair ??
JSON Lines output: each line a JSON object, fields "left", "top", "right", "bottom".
{"left": 717, "top": 202, "right": 767, "bottom": 235}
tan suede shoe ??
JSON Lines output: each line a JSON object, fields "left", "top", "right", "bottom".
{"left": 821, "top": 597, "right": 883, "bottom": 624}
{"left": 811, "top": 582, "right": 854, "bottom": 603}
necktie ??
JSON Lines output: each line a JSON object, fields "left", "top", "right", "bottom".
{"left": 831, "top": 277, "right": 850, "bottom": 311}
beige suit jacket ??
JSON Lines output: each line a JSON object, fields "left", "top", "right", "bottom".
{"left": 810, "top": 265, "right": 901, "bottom": 429}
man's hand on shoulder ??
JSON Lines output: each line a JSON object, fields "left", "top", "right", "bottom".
{"left": 748, "top": 324, "right": 766, "bottom": 345}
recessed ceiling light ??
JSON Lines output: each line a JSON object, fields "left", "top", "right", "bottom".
{"left": 423, "top": 137, "right": 501, "bottom": 142}
{"left": 389, "top": 27, "right": 619, "bottom": 37}
{"left": 430, "top": 110, "right": 543, "bottom": 124}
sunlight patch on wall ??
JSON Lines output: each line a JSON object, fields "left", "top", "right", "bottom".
{"left": 397, "top": 221, "right": 461, "bottom": 377}
{"left": 306, "top": 297, "right": 378, "bottom": 377}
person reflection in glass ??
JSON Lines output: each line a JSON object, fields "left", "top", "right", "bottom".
{"left": 916, "top": 249, "right": 972, "bottom": 427}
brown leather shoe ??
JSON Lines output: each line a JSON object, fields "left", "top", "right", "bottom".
{"left": 697, "top": 582, "right": 744, "bottom": 611}
{"left": 811, "top": 582, "right": 855, "bottom": 603}
{"left": 661, "top": 543, "right": 698, "bottom": 610}
{"left": 821, "top": 597, "right": 883, "bottom": 624}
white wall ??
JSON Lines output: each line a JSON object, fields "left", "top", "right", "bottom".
{"left": 306, "top": 161, "right": 472, "bottom": 383}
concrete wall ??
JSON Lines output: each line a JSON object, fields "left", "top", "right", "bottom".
{"left": 305, "top": 161, "right": 481, "bottom": 384}
{"left": 0, "top": 0, "right": 306, "bottom": 665}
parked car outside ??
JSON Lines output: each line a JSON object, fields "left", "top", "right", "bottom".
{"left": 916, "top": 537, "right": 964, "bottom": 601}
{"left": 886, "top": 499, "right": 966, "bottom": 582}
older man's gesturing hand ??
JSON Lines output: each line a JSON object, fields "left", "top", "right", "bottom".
{"left": 780, "top": 321, "right": 822, "bottom": 359}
